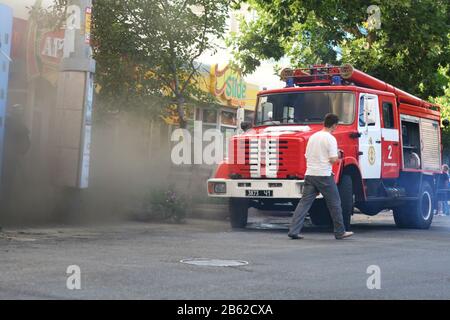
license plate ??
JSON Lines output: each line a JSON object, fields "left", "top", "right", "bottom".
{"left": 245, "top": 190, "right": 273, "bottom": 197}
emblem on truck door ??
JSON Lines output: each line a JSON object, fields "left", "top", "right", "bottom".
{"left": 368, "top": 146, "right": 376, "bottom": 165}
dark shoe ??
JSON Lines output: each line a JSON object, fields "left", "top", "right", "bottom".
{"left": 335, "top": 231, "right": 354, "bottom": 240}
{"left": 288, "top": 233, "right": 304, "bottom": 240}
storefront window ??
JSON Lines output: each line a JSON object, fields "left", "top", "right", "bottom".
{"left": 184, "top": 106, "right": 195, "bottom": 121}
{"left": 220, "top": 110, "right": 236, "bottom": 126}
{"left": 184, "top": 106, "right": 197, "bottom": 137}
{"left": 203, "top": 109, "right": 217, "bottom": 124}
{"left": 219, "top": 110, "right": 237, "bottom": 157}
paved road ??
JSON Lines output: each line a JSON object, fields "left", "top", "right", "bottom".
{"left": 1, "top": 211, "right": 450, "bottom": 299}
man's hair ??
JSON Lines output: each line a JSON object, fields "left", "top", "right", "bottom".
{"left": 324, "top": 113, "right": 339, "bottom": 128}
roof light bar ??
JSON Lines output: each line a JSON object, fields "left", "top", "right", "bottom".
{"left": 280, "top": 65, "right": 342, "bottom": 86}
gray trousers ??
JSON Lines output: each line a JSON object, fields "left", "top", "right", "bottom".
{"left": 289, "top": 175, "right": 346, "bottom": 236}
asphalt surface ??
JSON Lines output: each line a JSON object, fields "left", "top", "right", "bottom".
{"left": 1, "top": 210, "right": 450, "bottom": 299}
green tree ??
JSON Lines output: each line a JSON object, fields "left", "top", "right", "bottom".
{"left": 229, "top": 0, "right": 450, "bottom": 99}
{"left": 92, "top": 0, "right": 229, "bottom": 127}
{"left": 435, "top": 89, "right": 450, "bottom": 157}
{"left": 430, "top": 67, "right": 450, "bottom": 157}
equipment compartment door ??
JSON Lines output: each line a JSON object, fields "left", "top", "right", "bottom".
{"left": 420, "top": 118, "right": 441, "bottom": 171}
{"left": 358, "top": 93, "right": 382, "bottom": 179}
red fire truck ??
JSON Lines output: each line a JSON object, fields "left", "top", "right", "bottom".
{"left": 208, "top": 64, "right": 450, "bottom": 230}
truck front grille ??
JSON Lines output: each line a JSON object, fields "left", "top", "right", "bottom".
{"left": 239, "top": 138, "right": 300, "bottom": 178}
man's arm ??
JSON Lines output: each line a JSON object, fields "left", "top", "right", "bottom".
{"left": 329, "top": 150, "right": 344, "bottom": 164}
{"left": 328, "top": 136, "right": 339, "bottom": 164}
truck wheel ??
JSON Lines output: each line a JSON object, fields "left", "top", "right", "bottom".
{"left": 309, "top": 200, "right": 332, "bottom": 226}
{"left": 393, "top": 181, "right": 434, "bottom": 229}
{"left": 393, "top": 206, "right": 409, "bottom": 228}
{"left": 229, "top": 198, "right": 249, "bottom": 229}
{"left": 309, "top": 175, "right": 353, "bottom": 230}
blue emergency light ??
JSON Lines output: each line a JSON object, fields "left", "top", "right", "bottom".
{"left": 285, "top": 77, "right": 295, "bottom": 88}
{"left": 331, "top": 75, "right": 342, "bottom": 85}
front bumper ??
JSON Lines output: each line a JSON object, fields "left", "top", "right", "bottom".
{"left": 207, "top": 179, "right": 306, "bottom": 199}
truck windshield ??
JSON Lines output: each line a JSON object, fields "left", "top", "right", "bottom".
{"left": 255, "top": 91, "right": 355, "bottom": 125}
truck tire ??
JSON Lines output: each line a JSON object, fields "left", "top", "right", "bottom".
{"left": 393, "top": 181, "right": 434, "bottom": 229}
{"left": 309, "top": 175, "right": 353, "bottom": 230}
{"left": 229, "top": 198, "right": 249, "bottom": 229}
{"left": 393, "top": 206, "right": 409, "bottom": 228}
{"left": 309, "top": 200, "right": 332, "bottom": 226}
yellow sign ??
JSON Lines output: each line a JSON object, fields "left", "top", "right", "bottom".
{"left": 85, "top": 7, "right": 92, "bottom": 44}
{"left": 210, "top": 64, "right": 246, "bottom": 107}
{"left": 368, "top": 146, "right": 376, "bottom": 165}
{"left": 160, "top": 63, "right": 259, "bottom": 125}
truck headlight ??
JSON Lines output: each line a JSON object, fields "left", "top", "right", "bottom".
{"left": 208, "top": 182, "right": 227, "bottom": 194}
{"left": 213, "top": 182, "right": 227, "bottom": 194}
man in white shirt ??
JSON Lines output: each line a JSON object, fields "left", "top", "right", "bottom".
{"left": 288, "top": 113, "right": 354, "bottom": 240}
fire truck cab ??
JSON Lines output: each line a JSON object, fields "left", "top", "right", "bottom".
{"left": 208, "top": 64, "right": 450, "bottom": 230}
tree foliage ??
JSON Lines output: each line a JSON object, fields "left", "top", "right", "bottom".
{"left": 230, "top": 0, "right": 450, "bottom": 99}
{"left": 92, "top": 0, "right": 229, "bottom": 127}
{"left": 430, "top": 67, "right": 450, "bottom": 156}
{"left": 27, "top": 0, "right": 67, "bottom": 30}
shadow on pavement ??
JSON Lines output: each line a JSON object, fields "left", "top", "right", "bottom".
{"left": 243, "top": 213, "right": 400, "bottom": 234}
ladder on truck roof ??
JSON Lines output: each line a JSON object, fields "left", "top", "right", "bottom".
{"left": 280, "top": 64, "right": 440, "bottom": 111}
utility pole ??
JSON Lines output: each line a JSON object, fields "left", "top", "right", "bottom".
{"left": 53, "top": 0, "right": 95, "bottom": 219}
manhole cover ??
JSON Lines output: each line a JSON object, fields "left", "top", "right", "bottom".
{"left": 180, "top": 258, "right": 249, "bottom": 267}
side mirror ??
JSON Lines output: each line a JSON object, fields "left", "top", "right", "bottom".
{"left": 240, "top": 121, "right": 252, "bottom": 131}
{"left": 443, "top": 119, "right": 450, "bottom": 127}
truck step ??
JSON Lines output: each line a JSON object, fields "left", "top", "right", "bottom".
{"left": 365, "top": 196, "right": 419, "bottom": 202}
